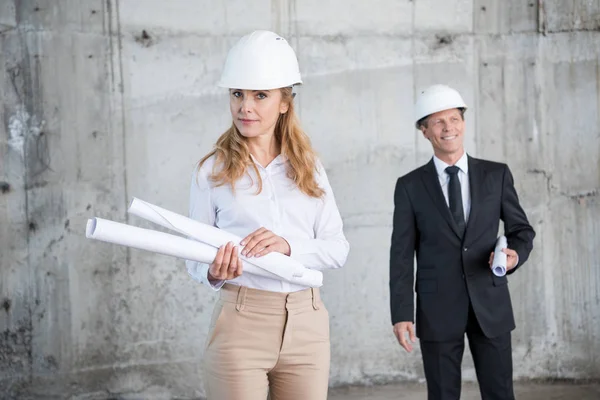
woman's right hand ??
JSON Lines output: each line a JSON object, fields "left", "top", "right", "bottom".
{"left": 208, "top": 241, "right": 243, "bottom": 282}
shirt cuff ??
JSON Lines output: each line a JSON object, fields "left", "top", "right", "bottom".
{"left": 207, "top": 272, "right": 226, "bottom": 291}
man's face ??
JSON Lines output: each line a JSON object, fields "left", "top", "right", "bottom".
{"left": 420, "top": 108, "right": 465, "bottom": 158}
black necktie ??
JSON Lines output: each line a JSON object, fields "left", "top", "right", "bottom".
{"left": 445, "top": 166, "right": 465, "bottom": 237}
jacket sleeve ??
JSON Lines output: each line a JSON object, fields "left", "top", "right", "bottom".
{"left": 389, "top": 178, "right": 417, "bottom": 324}
{"left": 501, "top": 164, "right": 536, "bottom": 274}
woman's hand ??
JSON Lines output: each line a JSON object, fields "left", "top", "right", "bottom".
{"left": 240, "top": 227, "right": 291, "bottom": 258}
{"left": 208, "top": 241, "right": 243, "bottom": 282}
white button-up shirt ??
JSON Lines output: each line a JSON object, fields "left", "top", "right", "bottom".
{"left": 433, "top": 152, "right": 471, "bottom": 222}
{"left": 186, "top": 154, "right": 350, "bottom": 293}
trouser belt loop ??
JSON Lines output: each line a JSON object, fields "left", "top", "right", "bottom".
{"left": 236, "top": 286, "right": 247, "bottom": 311}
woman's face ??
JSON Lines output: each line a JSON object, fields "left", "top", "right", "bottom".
{"left": 230, "top": 89, "right": 289, "bottom": 139}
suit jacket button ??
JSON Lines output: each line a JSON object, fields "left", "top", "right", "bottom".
{"left": 463, "top": 247, "right": 468, "bottom": 251}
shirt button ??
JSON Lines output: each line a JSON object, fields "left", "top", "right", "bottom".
{"left": 464, "top": 247, "right": 468, "bottom": 252}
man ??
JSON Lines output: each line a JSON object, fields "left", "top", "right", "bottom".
{"left": 389, "top": 84, "right": 535, "bottom": 400}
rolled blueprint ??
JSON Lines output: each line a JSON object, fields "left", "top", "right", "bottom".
{"left": 491, "top": 235, "right": 508, "bottom": 277}
{"left": 86, "top": 217, "right": 293, "bottom": 282}
{"left": 127, "top": 197, "right": 323, "bottom": 286}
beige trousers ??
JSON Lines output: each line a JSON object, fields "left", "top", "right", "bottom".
{"left": 202, "top": 283, "right": 330, "bottom": 400}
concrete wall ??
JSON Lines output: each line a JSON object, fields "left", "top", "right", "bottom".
{"left": 1, "top": 0, "right": 598, "bottom": 398}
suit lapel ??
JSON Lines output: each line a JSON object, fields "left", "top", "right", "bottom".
{"left": 421, "top": 159, "right": 462, "bottom": 239}
{"left": 464, "top": 156, "right": 484, "bottom": 245}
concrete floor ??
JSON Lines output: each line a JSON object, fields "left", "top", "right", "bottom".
{"left": 328, "top": 382, "right": 600, "bottom": 399}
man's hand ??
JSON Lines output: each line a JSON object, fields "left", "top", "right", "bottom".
{"left": 488, "top": 247, "right": 519, "bottom": 271}
{"left": 393, "top": 322, "right": 416, "bottom": 353}
{"left": 240, "top": 227, "right": 291, "bottom": 257}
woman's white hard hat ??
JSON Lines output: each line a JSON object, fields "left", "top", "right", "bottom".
{"left": 218, "top": 30, "right": 302, "bottom": 91}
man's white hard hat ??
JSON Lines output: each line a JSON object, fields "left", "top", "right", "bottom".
{"left": 414, "top": 84, "right": 467, "bottom": 128}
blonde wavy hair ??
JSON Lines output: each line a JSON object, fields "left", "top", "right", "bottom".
{"left": 198, "top": 87, "right": 324, "bottom": 198}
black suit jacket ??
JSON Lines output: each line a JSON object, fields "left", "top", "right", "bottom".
{"left": 389, "top": 156, "right": 535, "bottom": 341}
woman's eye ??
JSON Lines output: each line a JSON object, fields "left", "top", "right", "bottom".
{"left": 256, "top": 92, "right": 267, "bottom": 99}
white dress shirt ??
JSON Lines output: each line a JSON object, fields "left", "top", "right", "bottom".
{"left": 186, "top": 154, "right": 350, "bottom": 293}
{"left": 433, "top": 152, "right": 471, "bottom": 223}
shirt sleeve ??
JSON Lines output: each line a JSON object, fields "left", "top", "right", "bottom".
{"left": 285, "top": 161, "right": 350, "bottom": 270}
{"left": 185, "top": 166, "right": 225, "bottom": 290}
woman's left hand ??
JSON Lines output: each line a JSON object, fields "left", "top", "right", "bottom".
{"left": 240, "top": 227, "right": 291, "bottom": 258}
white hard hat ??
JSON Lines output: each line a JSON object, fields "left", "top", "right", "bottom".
{"left": 217, "top": 30, "right": 302, "bottom": 90}
{"left": 414, "top": 84, "right": 467, "bottom": 128}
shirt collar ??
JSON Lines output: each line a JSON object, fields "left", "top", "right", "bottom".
{"left": 250, "top": 153, "right": 288, "bottom": 169}
{"left": 275, "top": 153, "right": 289, "bottom": 165}
{"left": 433, "top": 151, "right": 469, "bottom": 177}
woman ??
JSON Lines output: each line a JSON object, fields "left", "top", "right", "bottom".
{"left": 186, "top": 30, "right": 349, "bottom": 400}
